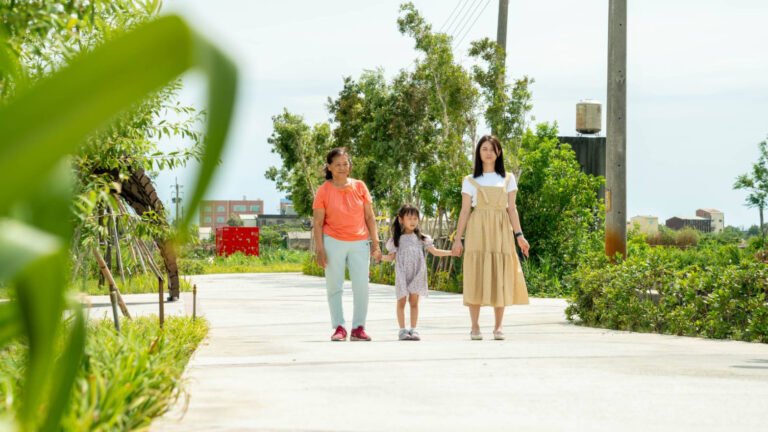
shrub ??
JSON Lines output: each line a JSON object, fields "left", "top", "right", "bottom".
{"left": 566, "top": 247, "right": 768, "bottom": 343}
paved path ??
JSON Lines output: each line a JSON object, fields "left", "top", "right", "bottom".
{"left": 150, "top": 273, "right": 768, "bottom": 432}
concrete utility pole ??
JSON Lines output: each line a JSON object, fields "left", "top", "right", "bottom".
{"left": 171, "top": 177, "right": 183, "bottom": 226}
{"left": 494, "top": 0, "right": 509, "bottom": 137}
{"left": 496, "top": 0, "right": 509, "bottom": 54}
{"left": 605, "top": 0, "right": 627, "bottom": 259}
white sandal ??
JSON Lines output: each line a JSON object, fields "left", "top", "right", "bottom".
{"left": 470, "top": 331, "right": 483, "bottom": 341}
{"left": 493, "top": 330, "right": 505, "bottom": 340}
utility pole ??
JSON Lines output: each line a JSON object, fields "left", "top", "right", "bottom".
{"left": 496, "top": 0, "right": 509, "bottom": 54}
{"left": 171, "top": 177, "right": 183, "bottom": 226}
{"left": 494, "top": 0, "right": 509, "bottom": 138}
{"left": 605, "top": 0, "right": 627, "bottom": 260}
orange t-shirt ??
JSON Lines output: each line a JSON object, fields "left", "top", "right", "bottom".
{"left": 312, "top": 179, "right": 372, "bottom": 241}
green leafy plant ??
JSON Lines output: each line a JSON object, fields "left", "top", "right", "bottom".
{"left": 0, "top": 317, "right": 208, "bottom": 431}
{"left": 0, "top": 13, "right": 236, "bottom": 430}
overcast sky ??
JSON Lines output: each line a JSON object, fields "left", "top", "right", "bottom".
{"left": 158, "top": 0, "right": 768, "bottom": 228}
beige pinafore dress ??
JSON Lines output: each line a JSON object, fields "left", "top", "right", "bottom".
{"left": 463, "top": 174, "right": 529, "bottom": 306}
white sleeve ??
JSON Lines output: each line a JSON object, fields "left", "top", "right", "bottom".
{"left": 506, "top": 173, "right": 518, "bottom": 192}
{"left": 385, "top": 237, "right": 396, "bottom": 253}
{"left": 461, "top": 177, "right": 476, "bottom": 198}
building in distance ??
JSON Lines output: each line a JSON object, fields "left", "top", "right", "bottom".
{"left": 200, "top": 198, "right": 264, "bottom": 229}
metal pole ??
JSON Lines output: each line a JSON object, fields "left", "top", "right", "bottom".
{"left": 605, "top": 0, "right": 627, "bottom": 260}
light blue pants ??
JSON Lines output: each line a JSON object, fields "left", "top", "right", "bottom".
{"left": 324, "top": 235, "right": 370, "bottom": 329}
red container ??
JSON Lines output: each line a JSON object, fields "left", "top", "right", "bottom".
{"left": 216, "top": 226, "right": 260, "bottom": 256}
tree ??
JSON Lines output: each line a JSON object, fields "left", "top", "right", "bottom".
{"left": 265, "top": 110, "right": 333, "bottom": 217}
{"left": 226, "top": 214, "right": 244, "bottom": 227}
{"left": 734, "top": 139, "right": 768, "bottom": 243}
{"left": 2, "top": 0, "right": 207, "bottom": 298}
{"left": 517, "top": 123, "right": 604, "bottom": 278}
{"left": 468, "top": 38, "right": 533, "bottom": 174}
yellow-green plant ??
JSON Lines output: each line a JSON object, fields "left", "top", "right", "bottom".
{"left": 0, "top": 14, "right": 236, "bottom": 430}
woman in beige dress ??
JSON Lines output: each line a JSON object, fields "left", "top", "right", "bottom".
{"left": 452, "top": 135, "right": 530, "bottom": 340}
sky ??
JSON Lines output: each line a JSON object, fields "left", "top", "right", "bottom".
{"left": 157, "top": 0, "right": 768, "bottom": 229}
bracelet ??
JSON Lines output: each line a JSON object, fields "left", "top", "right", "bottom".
{"left": 514, "top": 231, "right": 524, "bottom": 238}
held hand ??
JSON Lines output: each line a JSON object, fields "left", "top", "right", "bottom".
{"left": 316, "top": 248, "right": 327, "bottom": 268}
{"left": 516, "top": 235, "right": 530, "bottom": 258}
{"left": 452, "top": 239, "right": 463, "bottom": 257}
{"left": 371, "top": 243, "right": 382, "bottom": 262}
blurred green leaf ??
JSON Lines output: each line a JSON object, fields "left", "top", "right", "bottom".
{"left": 0, "top": 14, "right": 237, "bottom": 221}
{"left": 0, "top": 219, "right": 61, "bottom": 281}
{"left": 41, "top": 309, "right": 86, "bottom": 432}
{"left": 0, "top": 302, "right": 21, "bottom": 347}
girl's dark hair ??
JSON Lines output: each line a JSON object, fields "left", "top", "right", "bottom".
{"left": 391, "top": 204, "right": 426, "bottom": 247}
{"left": 324, "top": 147, "right": 351, "bottom": 180}
{"left": 473, "top": 135, "right": 506, "bottom": 178}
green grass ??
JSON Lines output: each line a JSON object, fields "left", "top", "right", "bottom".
{"left": 178, "top": 249, "right": 310, "bottom": 275}
{"left": 0, "top": 316, "right": 208, "bottom": 430}
{"left": 74, "top": 273, "right": 193, "bottom": 296}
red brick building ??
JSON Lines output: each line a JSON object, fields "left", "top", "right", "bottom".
{"left": 199, "top": 199, "right": 264, "bottom": 229}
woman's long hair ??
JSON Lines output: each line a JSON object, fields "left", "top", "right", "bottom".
{"left": 391, "top": 204, "right": 426, "bottom": 247}
{"left": 473, "top": 135, "right": 506, "bottom": 178}
{"left": 324, "top": 147, "right": 351, "bottom": 180}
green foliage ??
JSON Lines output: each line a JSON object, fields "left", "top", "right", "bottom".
{"left": 566, "top": 244, "right": 768, "bottom": 342}
{"left": 265, "top": 111, "right": 332, "bottom": 216}
{"left": 76, "top": 273, "right": 193, "bottom": 296}
{"left": 226, "top": 214, "right": 244, "bottom": 227}
{"left": 734, "top": 139, "right": 768, "bottom": 242}
{"left": 517, "top": 123, "right": 604, "bottom": 282}
{"left": 0, "top": 12, "right": 236, "bottom": 430}
{"left": 0, "top": 316, "right": 208, "bottom": 431}
{"left": 180, "top": 249, "right": 310, "bottom": 275}
{"left": 258, "top": 225, "right": 286, "bottom": 248}
{"left": 468, "top": 37, "right": 533, "bottom": 171}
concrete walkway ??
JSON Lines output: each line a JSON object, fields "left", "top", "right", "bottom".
{"left": 150, "top": 273, "right": 768, "bottom": 432}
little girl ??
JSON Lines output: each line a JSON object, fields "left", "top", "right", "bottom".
{"left": 382, "top": 204, "right": 454, "bottom": 341}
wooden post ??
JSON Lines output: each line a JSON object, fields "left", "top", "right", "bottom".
{"left": 158, "top": 276, "right": 164, "bottom": 328}
{"left": 109, "top": 206, "right": 126, "bottom": 284}
{"left": 193, "top": 284, "right": 197, "bottom": 321}
{"left": 109, "top": 291, "right": 121, "bottom": 332}
{"left": 605, "top": 0, "right": 628, "bottom": 260}
{"left": 92, "top": 247, "right": 132, "bottom": 319}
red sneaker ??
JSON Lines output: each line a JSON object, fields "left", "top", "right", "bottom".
{"left": 350, "top": 326, "right": 371, "bottom": 341}
{"left": 331, "top": 325, "right": 347, "bottom": 341}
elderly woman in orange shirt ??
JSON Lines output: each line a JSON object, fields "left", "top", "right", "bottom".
{"left": 313, "top": 147, "right": 382, "bottom": 342}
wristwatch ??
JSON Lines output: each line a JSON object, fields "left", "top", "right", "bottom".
{"left": 514, "top": 231, "right": 524, "bottom": 238}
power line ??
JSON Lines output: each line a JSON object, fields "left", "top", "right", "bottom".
{"left": 452, "top": 0, "right": 484, "bottom": 43}
{"left": 454, "top": 0, "right": 492, "bottom": 52}
{"left": 443, "top": 0, "right": 472, "bottom": 36}
{"left": 438, "top": 0, "right": 463, "bottom": 33}
{"left": 446, "top": 0, "right": 479, "bottom": 38}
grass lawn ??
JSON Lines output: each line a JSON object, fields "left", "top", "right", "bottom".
{"left": 0, "top": 316, "right": 208, "bottom": 430}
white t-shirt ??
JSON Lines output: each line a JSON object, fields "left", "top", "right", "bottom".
{"left": 461, "top": 172, "right": 518, "bottom": 207}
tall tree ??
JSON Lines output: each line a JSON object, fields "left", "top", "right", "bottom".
{"left": 468, "top": 37, "right": 533, "bottom": 175}
{"left": 734, "top": 139, "right": 768, "bottom": 243}
{"left": 265, "top": 110, "right": 332, "bottom": 217}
